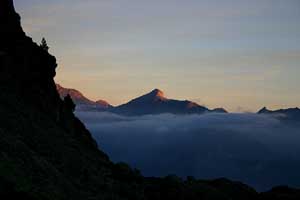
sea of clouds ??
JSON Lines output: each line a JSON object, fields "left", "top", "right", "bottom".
{"left": 76, "top": 111, "right": 300, "bottom": 191}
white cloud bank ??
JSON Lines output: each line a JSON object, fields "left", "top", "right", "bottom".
{"left": 76, "top": 111, "right": 300, "bottom": 191}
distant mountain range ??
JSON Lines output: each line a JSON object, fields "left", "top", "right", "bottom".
{"left": 258, "top": 107, "right": 300, "bottom": 122}
{"left": 57, "top": 84, "right": 300, "bottom": 120}
{"left": 56, "top": 84, "right": 227, "bottom": 115}
{"left": 56, "top": 84, "right": 113, "bottom": 110}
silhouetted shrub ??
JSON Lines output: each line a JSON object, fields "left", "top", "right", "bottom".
{"left": 40, "top": 37, "right": 49, "bottom": 52}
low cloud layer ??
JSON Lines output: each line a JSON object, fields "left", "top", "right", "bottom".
{"left": 76, "top": 111, "right": 300, "bottom": 191}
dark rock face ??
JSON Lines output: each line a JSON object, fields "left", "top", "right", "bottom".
{"left": 0, "top": 0, "right": 25, "bottom": 41}
{"left": 260, "top": 186, "right": 300, "bottom": 200}
{"left": 0, "top": 0, "right": 58, "bottom": 122}
{"left": 0, "top": 1, "right": 115, "bottom": 199}
{"left": 0, "top": 1, "right": 299, "bottom": 199}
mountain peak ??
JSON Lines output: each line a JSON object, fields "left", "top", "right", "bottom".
{"left": 149, "top": 88, "right": 165, "bottom": 98}
{"left": 258, "top": 107, "right": 271, "bottom": 114}
{"left": 212, "top": 108, "right": 228, "bottom": 113}
{"left": 126, "top": 88, "right": 166, "bottom": 104}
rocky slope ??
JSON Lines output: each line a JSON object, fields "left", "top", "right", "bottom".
{"left": 0, "top": 0, "right": 299, "bottom": 199}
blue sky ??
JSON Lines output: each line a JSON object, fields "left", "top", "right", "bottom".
{"left": 14, "top": 0, "right": 300, "bottom": 111}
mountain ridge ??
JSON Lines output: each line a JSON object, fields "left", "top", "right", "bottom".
{"left": 258, "top": 107, "right": 300, "bottom": 122}
{"left": 56, "top": 84, "right": 228, "bottom": 115}
{"left": 56, "top": 84, "right": 113, "bottom": 110}
{"left": 113, "top": 88, "right": 212, "bottom": 115}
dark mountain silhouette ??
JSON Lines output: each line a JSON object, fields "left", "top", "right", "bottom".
{"left": 0, "top": 0, "right": 299, "bottom": 199}
{"left": 258, "top": 107, "right": 300, "bottom": 122}
{"left": 212, "top": 108, "right": 228, "bottom": 113}
{"left": 113, "top": 89, "right": 227, "bottom": 115}
{"left": 258, "top": 107, "right": 272, "bottom": 114}
{"left": 56, "top": 84, "right": 112, "bottom": 110}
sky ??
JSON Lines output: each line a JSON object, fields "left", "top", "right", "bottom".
{"left": 14, "top": 0, "right": 300, "bottom": 112}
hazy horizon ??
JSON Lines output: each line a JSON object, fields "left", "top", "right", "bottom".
{"left": 14, "top": 0, "right": 300, "bottom": 112}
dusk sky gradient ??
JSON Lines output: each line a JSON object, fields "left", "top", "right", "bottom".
{"left": 14, "top": 0, "right": 300, "bottom": 112}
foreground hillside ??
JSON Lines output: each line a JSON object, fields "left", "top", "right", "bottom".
{"left": 0, "top": 0, "right": 299, "bottom": 199}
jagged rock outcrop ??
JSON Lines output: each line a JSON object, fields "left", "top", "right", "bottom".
{"left": 0, "top": 1, "right": 299, "bottom": 199}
